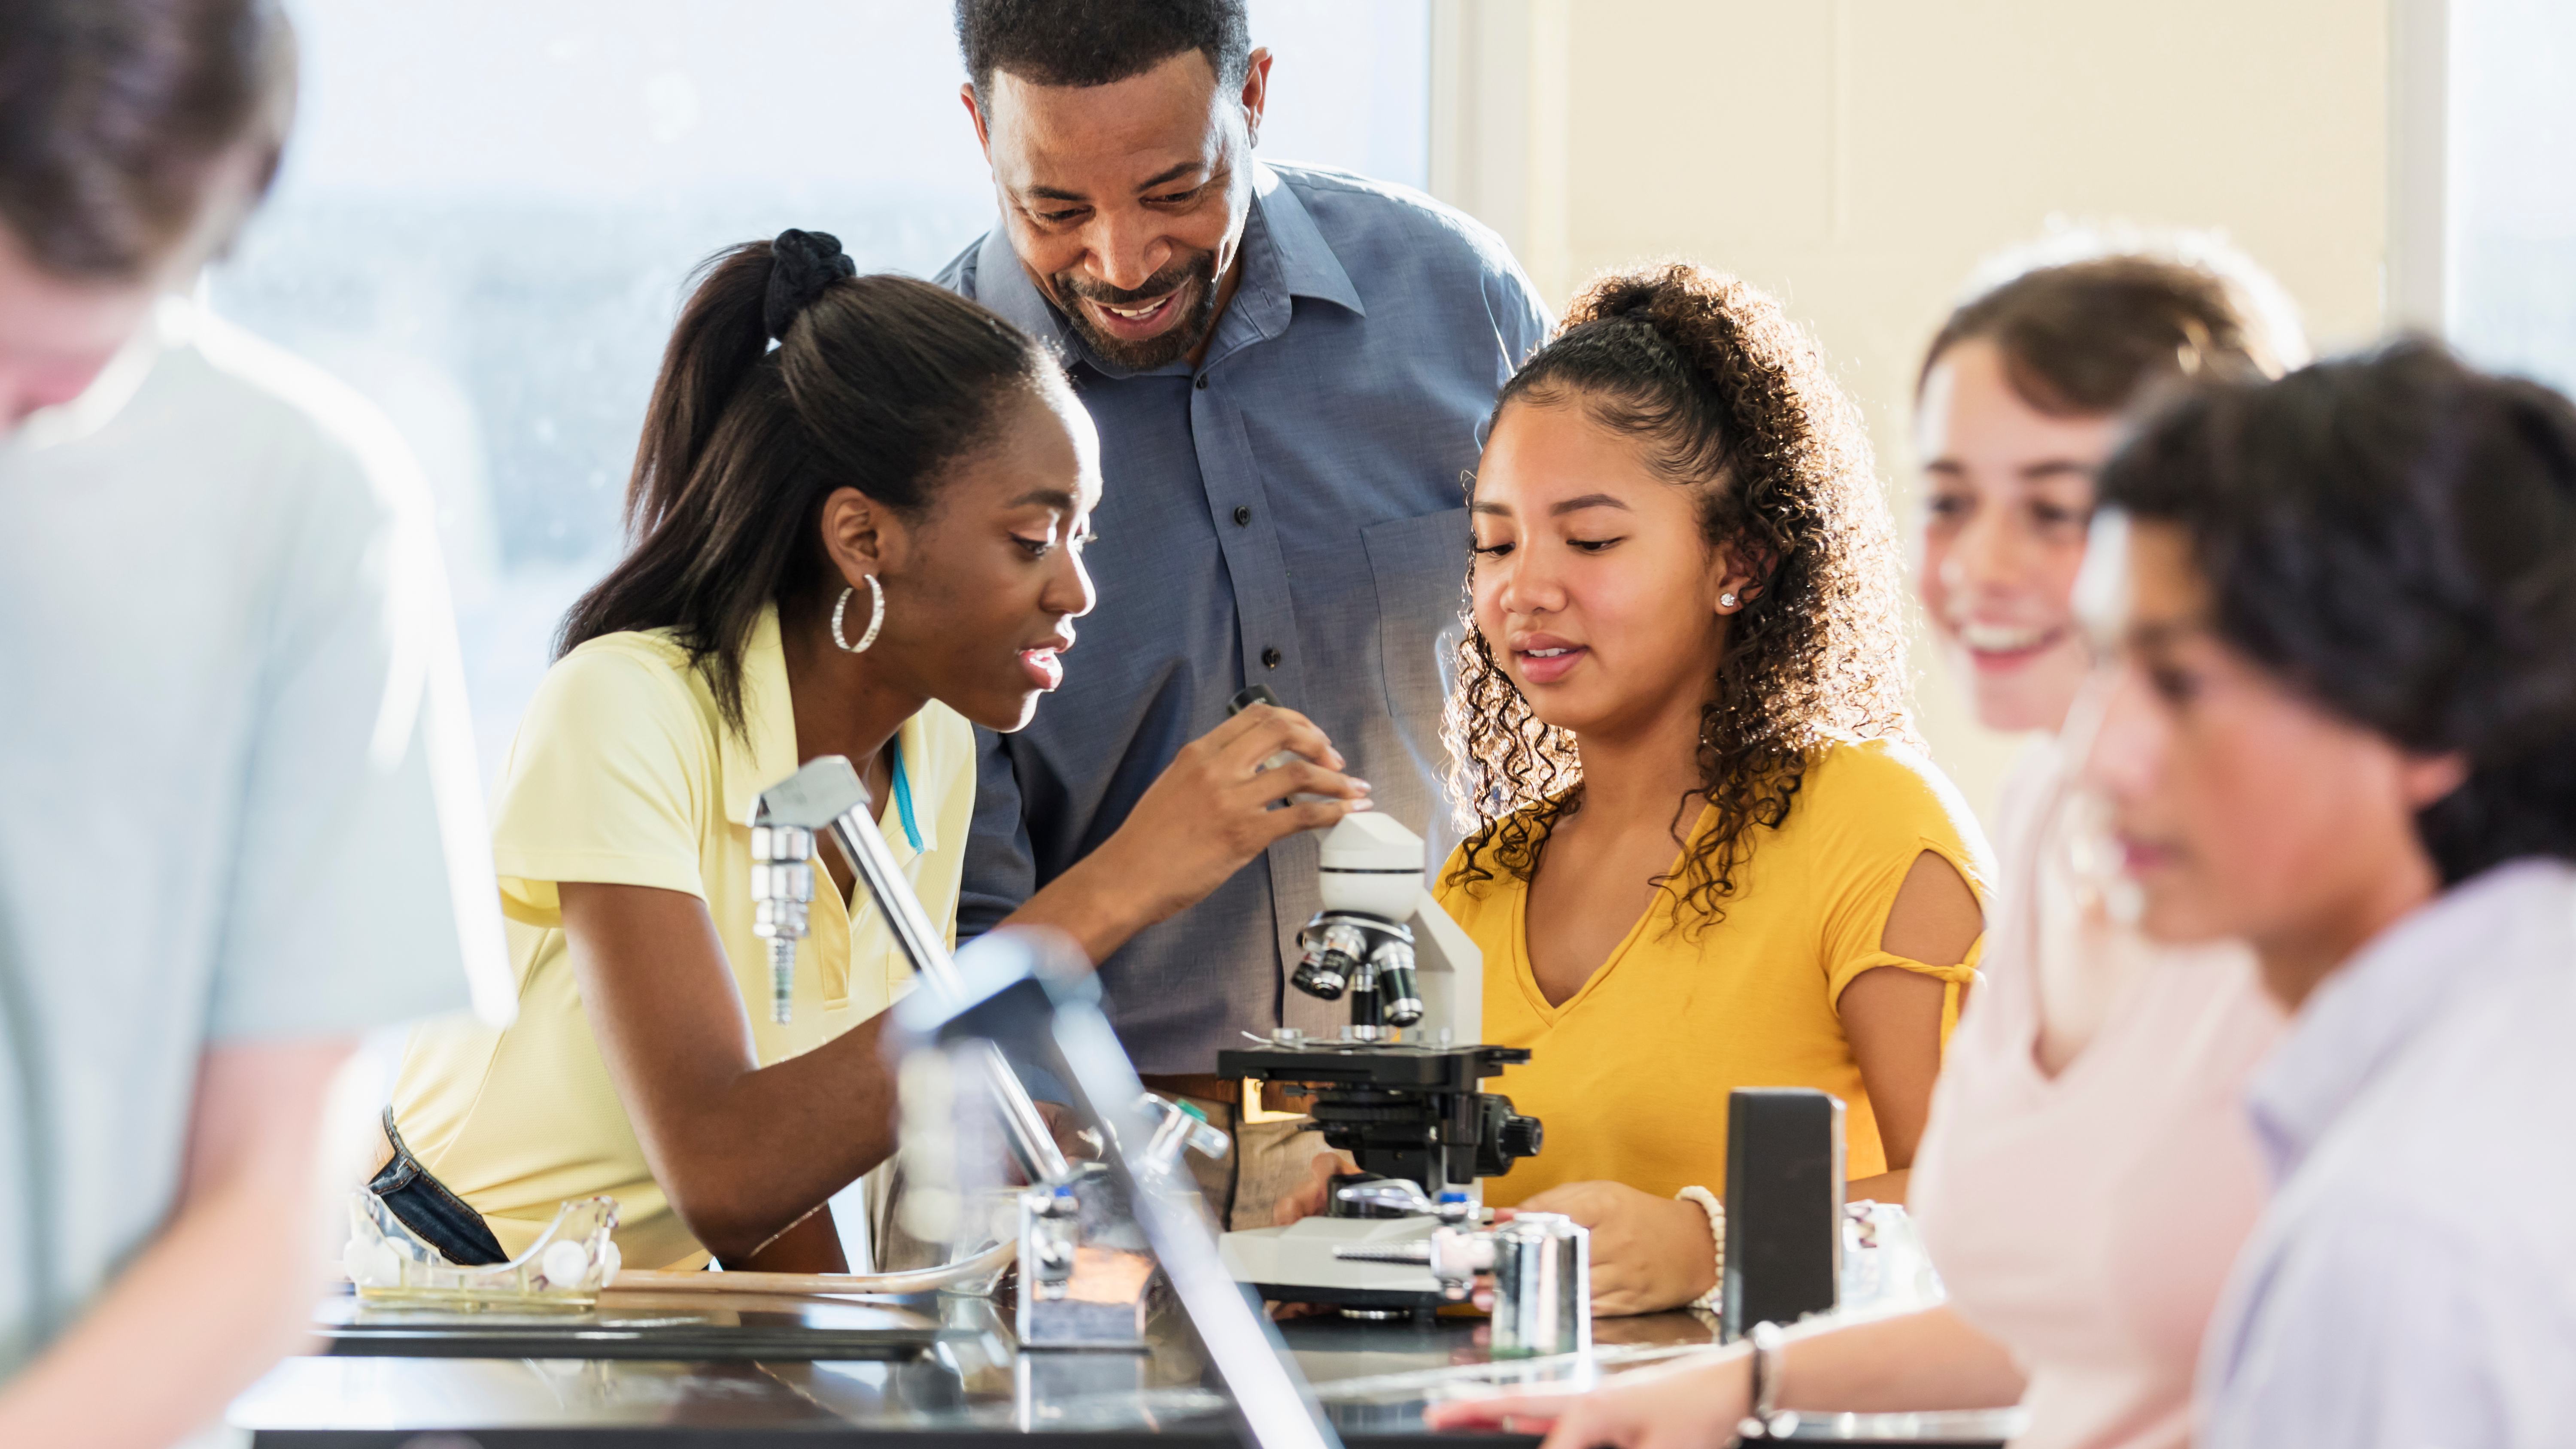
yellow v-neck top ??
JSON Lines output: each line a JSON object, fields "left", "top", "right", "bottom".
{"left": 388, "top": 605, "right": 977, "bottom": 1270}
{"left": 1435, "top": 738, "right": 1993, "bottom": 1204}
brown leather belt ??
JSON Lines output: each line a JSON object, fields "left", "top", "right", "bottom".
{"left": 1138, "top": 1072, "right": 1312, "bottom": 1123}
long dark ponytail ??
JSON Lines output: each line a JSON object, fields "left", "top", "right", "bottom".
{"left": 560, "top": 231, "right": 1062, "bottom": 733}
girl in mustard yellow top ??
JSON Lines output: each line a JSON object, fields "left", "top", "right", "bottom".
{"left": 382, "top": 233, "right": 1370, "bottom": 1274}
{"left": 1436, "top": 264, "right": 1991, "bottom": 1315}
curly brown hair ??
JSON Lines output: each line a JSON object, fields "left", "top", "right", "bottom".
{"left": 1441, "top": 262, "right": 1915, "bottom": 929}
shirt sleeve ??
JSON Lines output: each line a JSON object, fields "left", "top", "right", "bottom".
{"left": 205, "top": 426, "right": 490, "bottom": 1041}
{"left": 956, "top": 724, "right": 1037, "bottom": 942}
{"left": 487, "top": 645, "right": 713, "bottom": 927}
{"left": 1811, "top": 744, "right": 1992, "bottom": 1014}
{"left": 1483, "top": 255, "right": 1554, "bottom": 374}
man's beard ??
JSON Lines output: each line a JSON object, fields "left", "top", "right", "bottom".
{"left": 1051, "top": 249, "right": 1222, "bottom": 371}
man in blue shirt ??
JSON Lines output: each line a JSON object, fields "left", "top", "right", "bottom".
{"left": 939, "top": 0, "right": 1548, "bottom": 1224}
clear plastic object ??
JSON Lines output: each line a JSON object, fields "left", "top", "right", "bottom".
{"left": 342, "top": 1192, "right": 623, "bottom": 1311}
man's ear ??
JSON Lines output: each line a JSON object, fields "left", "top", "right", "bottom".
{"left": 961, "top": 83, "right": 993, "bottom": 160}
{"left": 1239, "top": 47, "right": 1273, "bottom": 145}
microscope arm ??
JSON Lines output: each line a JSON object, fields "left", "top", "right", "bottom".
{"left": 757, "top": 756, "right": 1072, "bottom": 1189}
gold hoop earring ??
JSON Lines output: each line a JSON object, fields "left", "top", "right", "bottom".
{"left": 832, "top": 577, "right": 884, "bottom": 653}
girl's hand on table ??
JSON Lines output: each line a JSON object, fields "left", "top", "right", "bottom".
{"left": 1506, "top": 1179, "right": 1716, "bottom": 1316}
{"left": 1423, "top": 1350, "right": 1751, "bottom": 1449}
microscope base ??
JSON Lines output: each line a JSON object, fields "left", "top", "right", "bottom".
{"left": 1218, "top": 1216, "right": 1447, "bottom": 1310}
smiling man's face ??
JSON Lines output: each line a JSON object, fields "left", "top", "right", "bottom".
{"left": 964, "top": 46, "right": 1270, "bottom": 371}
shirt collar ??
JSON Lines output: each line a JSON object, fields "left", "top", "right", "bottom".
{"left": 969, "top": 161, "right": 1365, "bottom": 380}
{"left": 4, "top": 294, "right": 180, "bottom": 456}
{"left": 2244, "top": 857, "right": 2575, "bottom": 1179}
{"left": 718, "top": 601, "right": 935, "bottom": 858}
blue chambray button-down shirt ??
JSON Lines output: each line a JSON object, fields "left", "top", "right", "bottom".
{"left": 938, "top": 162, "right": 1548, "bottom": 1074}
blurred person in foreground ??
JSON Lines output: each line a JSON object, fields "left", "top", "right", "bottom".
{"left": 938, "top": 0, "right": 1549, "bottom": 1227}
{"left": 1429, "top": 238, "right": 2306, "bottom": 1446}
{"left": 2091, "top": 344, "right": 2576, "bottom": 1445}
{"left": 0, "top": 3, "right": 502, "bottom": 1444}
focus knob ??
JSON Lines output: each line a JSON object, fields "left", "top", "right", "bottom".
{"left": 1497, "top": 1113, "right": 1544, "bottom": 1161}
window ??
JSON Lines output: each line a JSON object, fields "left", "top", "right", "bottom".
{"left": 2434, "top": 0, "right": 2576, "bottom": 393}
{"left": 213, "top": 0, "right": 1428, "bottom": 775}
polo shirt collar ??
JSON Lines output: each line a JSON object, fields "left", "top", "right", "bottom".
{"left": 719, "top": 601, "right": 936, "bottom": 858}
{"left": 723, "top": 604, "right": 802, "bottom": 831}
{"left": 970, "top": 161, "right": 1365, "bottom": 381}
{"left": 2243, "top": 857, "right": 2570, "bottom": 1180}
{"left": 7, "top": 295, "right": 178, "bottom": 455}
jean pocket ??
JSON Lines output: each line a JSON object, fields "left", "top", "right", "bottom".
{"left": 371, "top": 1112, "right": 510, "bottom": 1266}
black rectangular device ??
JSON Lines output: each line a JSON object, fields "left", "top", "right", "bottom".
{"left": 1720, "top": 1086, "right": 1845, "bottom": 1342}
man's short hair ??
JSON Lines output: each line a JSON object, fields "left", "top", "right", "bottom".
{"left": 955, "top": 0, "right": 1250, "bottom": 108}
{"left": 0, "top": 0, "right": 297, "bottom": 281}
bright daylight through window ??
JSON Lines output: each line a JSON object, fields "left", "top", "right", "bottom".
{"left": 211, "top": 0, "right": 1430, "bottom": 774}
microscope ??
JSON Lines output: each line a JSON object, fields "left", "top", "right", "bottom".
{"left": 751, "top": 756, "right": 1225, "bottom": 1350}
{"left": 1214, "top": 810, "right": 1545, "bottom": 1313}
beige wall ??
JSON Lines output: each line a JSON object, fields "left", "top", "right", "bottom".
{"left": 1432, "top": 0, "right": 2394, "bottom": 822}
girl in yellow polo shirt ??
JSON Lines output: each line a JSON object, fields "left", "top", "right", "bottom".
{"left": 383, "top": 231, "right": 1369, "bottom": 1273}
{"left": 1438, "top": 263, "right": 1990, "bottom": 1315}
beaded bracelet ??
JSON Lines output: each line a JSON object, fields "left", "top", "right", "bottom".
{"left": 1676, "top": 1185, "right": 1726, "bottom": 1310}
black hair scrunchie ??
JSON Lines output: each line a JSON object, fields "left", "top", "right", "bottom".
{"left": 764, "top": 228, "right": 857, "bottom": 342}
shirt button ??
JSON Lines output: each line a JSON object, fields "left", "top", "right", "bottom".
{"left": 1233, "top": 505, "right": 1252, "bottom": 527}
{"left": 1194, "top": 375, "right": 1209, "bottom": 390}
{"left": 1261, "top": 647, "right": 1282, "bottom": 669}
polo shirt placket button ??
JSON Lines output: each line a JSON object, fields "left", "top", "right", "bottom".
{"left": 1261, "top": 647, "right": 1282, "bottom": 669}
{"left": 1194, "top": 375, "right": 1209, "bottom": 390}
{"left": 1233, "top": 505, "right": 1252, "bottom": 527}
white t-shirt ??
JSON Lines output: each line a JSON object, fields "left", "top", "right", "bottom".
{"left": 0, "top": 297, "right": 508, "bottom": 1374}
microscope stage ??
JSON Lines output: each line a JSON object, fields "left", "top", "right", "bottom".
{"left": 1216, "top": 1041, "right": 1527, "bottom": 1090}
{"left": 1219, "top": 1215, "right": 1448, "bottom": 1309}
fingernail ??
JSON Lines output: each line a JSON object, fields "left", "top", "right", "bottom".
{"left": 1350, "top": 799, "right": 1374, "bottom": 812}
{"left": 1352, "top": 778, "right": 1371, "bottom": 793}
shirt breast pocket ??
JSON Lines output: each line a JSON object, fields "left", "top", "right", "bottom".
{"left": 1362, "top": 504, "right": 1473, "bottom": 798}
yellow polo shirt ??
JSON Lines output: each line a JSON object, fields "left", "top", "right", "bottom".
{"left": 1437, "top": 739, "right": 1991, "bottom": 1203}
{"left": 389, "top": 604, "right": 976, "bottom": 1269}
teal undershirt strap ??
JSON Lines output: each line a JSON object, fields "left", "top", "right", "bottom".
{"left": 888, "top": 736, "right": 923, "bottom": 851}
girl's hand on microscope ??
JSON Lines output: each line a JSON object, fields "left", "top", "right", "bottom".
{"left": 1506, "top": 1180, "right": 1716, "bottom": 1316}
{"left": 1422, "top": 1349, "right": 1752, "bottom": 1449}
{"left": 1019, "top": 703, "right": 1370, "bottom": 961}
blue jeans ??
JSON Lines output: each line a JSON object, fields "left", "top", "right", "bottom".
{"left": 368, "top": 1106, "right": 509, "bottom": 1266}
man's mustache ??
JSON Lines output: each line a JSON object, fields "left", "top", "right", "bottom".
{"left": 1057, "top": 255, "right": 1213, "bottom": 307}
